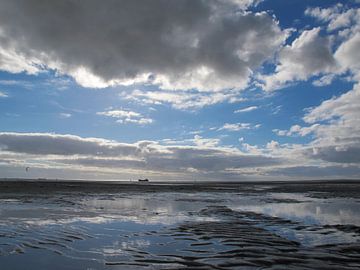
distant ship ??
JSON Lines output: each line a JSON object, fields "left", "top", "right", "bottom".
{"left": 138, "top": 178, "right": 149, "bottom": 182}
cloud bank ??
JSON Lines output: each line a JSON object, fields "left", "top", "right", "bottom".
{"left": 1, "top": 131, "right": 359, "bottom": 180}
{"left": 0, "top": 132, "right": 281, "bottom": 180}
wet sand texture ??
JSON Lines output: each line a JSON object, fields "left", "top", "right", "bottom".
{"left": 0, "top": 180, "right": 360, "bottom": 269}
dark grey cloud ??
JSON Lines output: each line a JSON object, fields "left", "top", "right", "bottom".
{"left": 269, "top": 165, "right": 360, "bottom": 178}
{"left": 58, "top": 153, "right": 279, "bottom": 173}
{"left": 0, "top": 0, "right": 286, "bottom": 90}
{"left": 0, "top": 132, "right": 280, "bottom": 178}
{"left": 0, "top": 132, "right": 138, "bottom": 156}
{"left": 150, "top": 146, "right": 279, "bottom": 171}
{"left": 2, "top": 132, "right": 359, "bottom": 180}
{"left": 305, "top": 145, "right": 360, "bottom": 164}
{"left": 58, "top": 158, "right": 146, "bottom": 170}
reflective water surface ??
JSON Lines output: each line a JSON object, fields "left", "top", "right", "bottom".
{"left": 0, "top": 181, "right": 360, "bottom": 269}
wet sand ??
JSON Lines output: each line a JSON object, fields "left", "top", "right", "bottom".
{"left": 0, "top": 180, "right": 360, "bottom": 269}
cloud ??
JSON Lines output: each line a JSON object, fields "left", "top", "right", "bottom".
{"left": 303, "top": 84, "right": 360, "bottom": 161}
{"left": 162, "top": 135, "right": 220, "bottom": 148}
{"left": 266, "top": 140, "right": 279, "bottom": 150}
{"left": 234, "top": 106, "right": 258, "bottom": 113}
{"left": 334, "top": 32, "right": 360, "bottom": 80}
{"left": 268, "top": 164, "right": 360, "bottom": 178}
{"left": 265, "top": 37, "right": 360, "bottom": 167}
{"left": 0, "top": 44, "right": 41, "bottom": 75}
{"left": 259, "top": 28, "right": 337, "bottom": 91}
{"left": 273, "top": 124, "right": 320, "bottom": 137}
{"left": 304, "top": 4, "right": 360, "bottom": 81}
{"left": 271, "top": 105, "right": 282, "bottom": 115}
{"left": 273, "top": 83, "right": 360, "bottom": 165}
{"left": 223, "top": 0, "right": 263, "bottom": 9}
{"left": 121, "top": 89, "right": 246, "bottom": 110}
{"left": 305, "top": 145, "right": 360, "bottom": 164}
{"left": 0, "top": 132, "right": 281, "bottom": 180}
{"left": 218, "top": 122, "right": 260, "bottom": 131}
{"left": 1, "top": 131, "right": 358, "bottom": 180}
{"left": 257, "top": 5, "right": 360, "bottom": 92}
{"left": 0, "top": 132, "right": 139, "bottom": 156}
{"left": 0, "top": 0, "right": 287, "bottom": 92}
{"left": 59, "top": 113, "right": 72, "bottom": 119}
{"left": 305, "top": 4, "right": 359, "bottom": 31}
{"left": 0, "top": 90, "right": 8, "bottom": 98}
{"left": 312, "top": 74, "right": 336, "bottom": 87}
{"left": 97, "top": 109, "right": 153, "bottom": 125}
{"left": 303, "top": 85, "right": 360, "bottom": 125}
{"left": 193, "top": 135, "right": 220, "bottom": 148}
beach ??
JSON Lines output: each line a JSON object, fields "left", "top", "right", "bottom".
{"left": 0, "top": 180, "right": 360, "bottom": 269}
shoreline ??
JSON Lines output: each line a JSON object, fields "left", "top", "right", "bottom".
{"left": 1, "top": 178, "right": 360, "bottom": 196}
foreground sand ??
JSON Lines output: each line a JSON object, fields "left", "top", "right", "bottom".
{"left": 0, "top": 180, "right": 360, "bottom": 269}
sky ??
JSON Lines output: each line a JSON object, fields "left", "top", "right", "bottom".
{"left": 0, "top": 0, "right": 359, "bottom": 181}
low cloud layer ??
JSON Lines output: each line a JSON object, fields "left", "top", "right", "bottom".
{"left": 0, "top": 132, "right": 281, "bottom": 180}
{"left": 1, "top": 131, "right": 359, "bottom": 180}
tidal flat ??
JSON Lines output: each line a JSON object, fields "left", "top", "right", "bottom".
{"left": 0, "top": 180, "right": 360, "bottom": 269}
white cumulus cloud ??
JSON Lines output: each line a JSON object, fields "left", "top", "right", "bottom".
{"left": 218, "top": 123, "right": 260, "bottom": 131}
{"left": 259, "top": 28, "right": 337, "bottom": 91}
{"left": 234, "top": 106, "right": 258, "bottom": 113}
{"left": 97, "top": 109, "right": 153, "bottom": 125}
